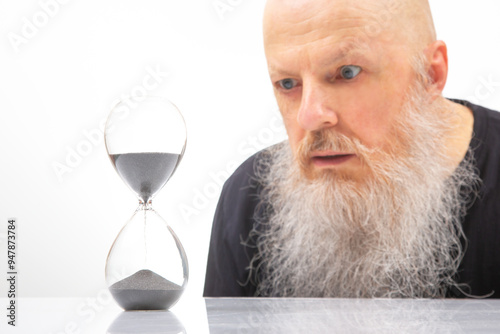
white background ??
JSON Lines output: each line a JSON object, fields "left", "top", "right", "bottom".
{"left": 0, "top": 0, "right": 499, "bottom": 305}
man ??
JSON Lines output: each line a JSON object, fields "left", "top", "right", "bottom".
{"left": 204, "top": 0, "right": 500, "bottom": 298}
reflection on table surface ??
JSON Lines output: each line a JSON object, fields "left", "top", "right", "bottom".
{"left": 107, "top": 310, "right": 186, "bottom": 333}
{"left": 205, "top": 298, "right": 500, "bottom": 333}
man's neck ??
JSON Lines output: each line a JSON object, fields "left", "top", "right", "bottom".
{"left": 444, "top": 98, "right": 475, "bottom": 168}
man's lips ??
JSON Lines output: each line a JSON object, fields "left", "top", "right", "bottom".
{"left": 310, "top": 151, "right": 356, "bottom": 167}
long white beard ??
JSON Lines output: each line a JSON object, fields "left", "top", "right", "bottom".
{"left": 251, "top": 73, "right": 480, "bottom": 298}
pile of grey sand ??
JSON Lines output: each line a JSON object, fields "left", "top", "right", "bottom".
{"left": 109, "top": 269, "right": 183, "bottom": 310}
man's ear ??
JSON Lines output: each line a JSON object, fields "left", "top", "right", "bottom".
{"left": 425, "top": 40, "right": 448, "bottom": 100}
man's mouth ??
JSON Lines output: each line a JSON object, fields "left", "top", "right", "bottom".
{"left": 310, "top": 152, "right": 356, "bottom": 167}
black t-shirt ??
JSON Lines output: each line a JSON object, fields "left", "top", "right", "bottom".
{"left": 204, "top": 101, "right": 500, "bottom": 298}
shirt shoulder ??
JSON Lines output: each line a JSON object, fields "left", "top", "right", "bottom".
{"left": 466, "top": 101, "right": 500, "bottom": 193}
{"left": 452, "top": 100, "right": 500, "bottom": 298}
{"left": 219, "top": 146, "right": 276, "bottom": 217}
{"left": 203, "top": 147, "right": 274, "bottom": 297}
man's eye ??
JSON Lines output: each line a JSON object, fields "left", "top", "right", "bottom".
{"left": 278, "top": 78, "right": 297, "bottom": 90}
{"left": 339, "top": 65, "right": 362, "bottom": 80}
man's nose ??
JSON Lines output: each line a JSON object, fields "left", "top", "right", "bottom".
{"left": 297, "top": 82, "right": 339, "bottom": 131}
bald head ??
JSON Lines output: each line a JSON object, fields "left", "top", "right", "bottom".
{"left": 263, "top": 0, "right": 437, "bottom": 56}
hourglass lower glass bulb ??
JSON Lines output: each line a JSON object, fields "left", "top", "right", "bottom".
{"left": 105, "top": 202, "right": 189, "bottom": 310}
{"left": 106, "top": 206, "right": 188, "bottom": 310}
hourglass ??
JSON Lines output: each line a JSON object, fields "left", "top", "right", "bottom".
{"left": 104, "top": 96, "right": 188, "bottom": 311}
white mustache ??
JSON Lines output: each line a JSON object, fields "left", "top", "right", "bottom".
{"left": 297, "top": 130, "right": 374, "bottom": 170}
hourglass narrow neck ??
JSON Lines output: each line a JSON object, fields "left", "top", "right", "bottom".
{"left": 138, "top": 199, "right": 153, "bottom": 210}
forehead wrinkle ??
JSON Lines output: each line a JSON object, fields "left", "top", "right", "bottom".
{"left": 266, "top": 26, "right": 376, "bottom": 78}
{"left": 266, "top": 14, "right": 374, "bottom": 56}
{"left": 265, "top": 12, "right": 391, "bottom": 66}
{"left": 269, "top": 13, "right": 376, "bottom": 42}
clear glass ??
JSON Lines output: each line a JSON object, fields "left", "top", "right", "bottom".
{"left": 104, "top": 96, "right": 188, "bottom": 310}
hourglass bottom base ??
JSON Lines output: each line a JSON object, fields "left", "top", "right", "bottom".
{"left": 110, "top": 288, "right": 184, "bottom": 310}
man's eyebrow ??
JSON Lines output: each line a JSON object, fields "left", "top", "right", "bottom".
{"left": 320, "top": 46, "right": 368, "bottom": 67}
{"left": 267, "top": 64, "right": 296, "bottom": 78}
{"left": 268, "top": 46, "right": 369, "bottom": 78}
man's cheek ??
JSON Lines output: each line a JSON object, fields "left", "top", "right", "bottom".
{"left": 285, "top": 125, "right": 305, "bottom": 153}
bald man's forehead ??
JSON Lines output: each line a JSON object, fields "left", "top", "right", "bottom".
{"left": 264, "top": 0, "right": 435, "bottom": 54}
{"left": 264, "top": 0, "right": 402, "bottom": 46}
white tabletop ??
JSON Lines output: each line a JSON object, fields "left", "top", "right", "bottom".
{"left": 2, "top": 297, "right": 500, "bottom": 333}
{"left": 205, "top": 298, "right": 500, "bottom": 333}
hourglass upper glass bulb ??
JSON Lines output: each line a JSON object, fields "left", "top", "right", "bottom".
{"left": 105, "top": 96, "right": 187, "bottom": 202}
